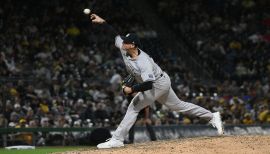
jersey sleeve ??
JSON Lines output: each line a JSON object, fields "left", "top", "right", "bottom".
{"left": 115, "top": 35, "right": 123, "bottom": 49}
{"left": 139, "top": 59, "right": 156, "bottom": 82}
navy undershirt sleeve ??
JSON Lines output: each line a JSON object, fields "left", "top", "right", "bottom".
{"left": 131, "top": 81, "right": 153, "bottom": 92}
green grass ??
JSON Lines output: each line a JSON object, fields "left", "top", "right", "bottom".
{"left": 0, "top": 146, "right": 90, "bottom": 154}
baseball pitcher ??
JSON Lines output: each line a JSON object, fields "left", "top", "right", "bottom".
{"left": 90, "top": 14, "right": 224, "bottom": 149}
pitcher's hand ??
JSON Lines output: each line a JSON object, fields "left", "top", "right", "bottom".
{"left": 90, "top": 14, "right": 106, "bottom": 24}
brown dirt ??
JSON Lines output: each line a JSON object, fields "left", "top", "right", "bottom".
{"left": 58, "top": 135, "right": 270, "bottom": 154}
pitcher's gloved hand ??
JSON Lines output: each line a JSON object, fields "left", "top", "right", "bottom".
{"left": 122, "top": 74, "right": 135, "bottom": 95}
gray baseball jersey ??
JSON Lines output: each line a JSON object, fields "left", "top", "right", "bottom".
{"left": 113, "top": 36, "right": 213, "bottom": 141}
{"left": 115, "top": 36, "right": 163, "bottom": 83}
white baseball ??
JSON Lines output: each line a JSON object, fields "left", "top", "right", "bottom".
{"left": 83, "top": 8, "right": 91, "bottom": 15}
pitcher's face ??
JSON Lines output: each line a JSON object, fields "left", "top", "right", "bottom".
{"left": 122, "top": 43, "right": 135, "bottom": 50}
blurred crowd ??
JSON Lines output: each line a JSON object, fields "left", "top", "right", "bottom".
{"left": 156, "top": 0, "right": 270, "bottom": 80}
{"left": 154, "top": 0, "right": 270, "bottom": 122}
{"left": 0, "top": 0, "right": 270, "bottom": 143}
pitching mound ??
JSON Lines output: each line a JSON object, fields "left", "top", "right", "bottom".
{"left": 60, "top": 135, "right": 270, "bottom": 154}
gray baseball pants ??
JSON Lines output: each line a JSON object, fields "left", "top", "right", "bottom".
{"left": 113, "top": 72, "right": 213, "bottom": 141}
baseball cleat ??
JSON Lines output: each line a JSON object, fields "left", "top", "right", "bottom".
{"left": 97, "top": 138, "right": 124, "bottom": 149}
{"left": 210, "top": 112, "right": 224, "bottom": 135}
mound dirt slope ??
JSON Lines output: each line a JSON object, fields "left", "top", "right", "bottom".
{"left": 60, "top": 135, "right": 270, "bottom": 154}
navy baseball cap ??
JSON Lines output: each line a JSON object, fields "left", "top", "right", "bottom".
{"left": 121, "top": 33, "right": 141, "bottom": 46}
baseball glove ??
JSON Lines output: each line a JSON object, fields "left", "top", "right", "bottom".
{"left": 122, "top": 74, "right": 135, "bottom": 87}
{"left": 122, "top": 74, "right": 135, "bottom": 95}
